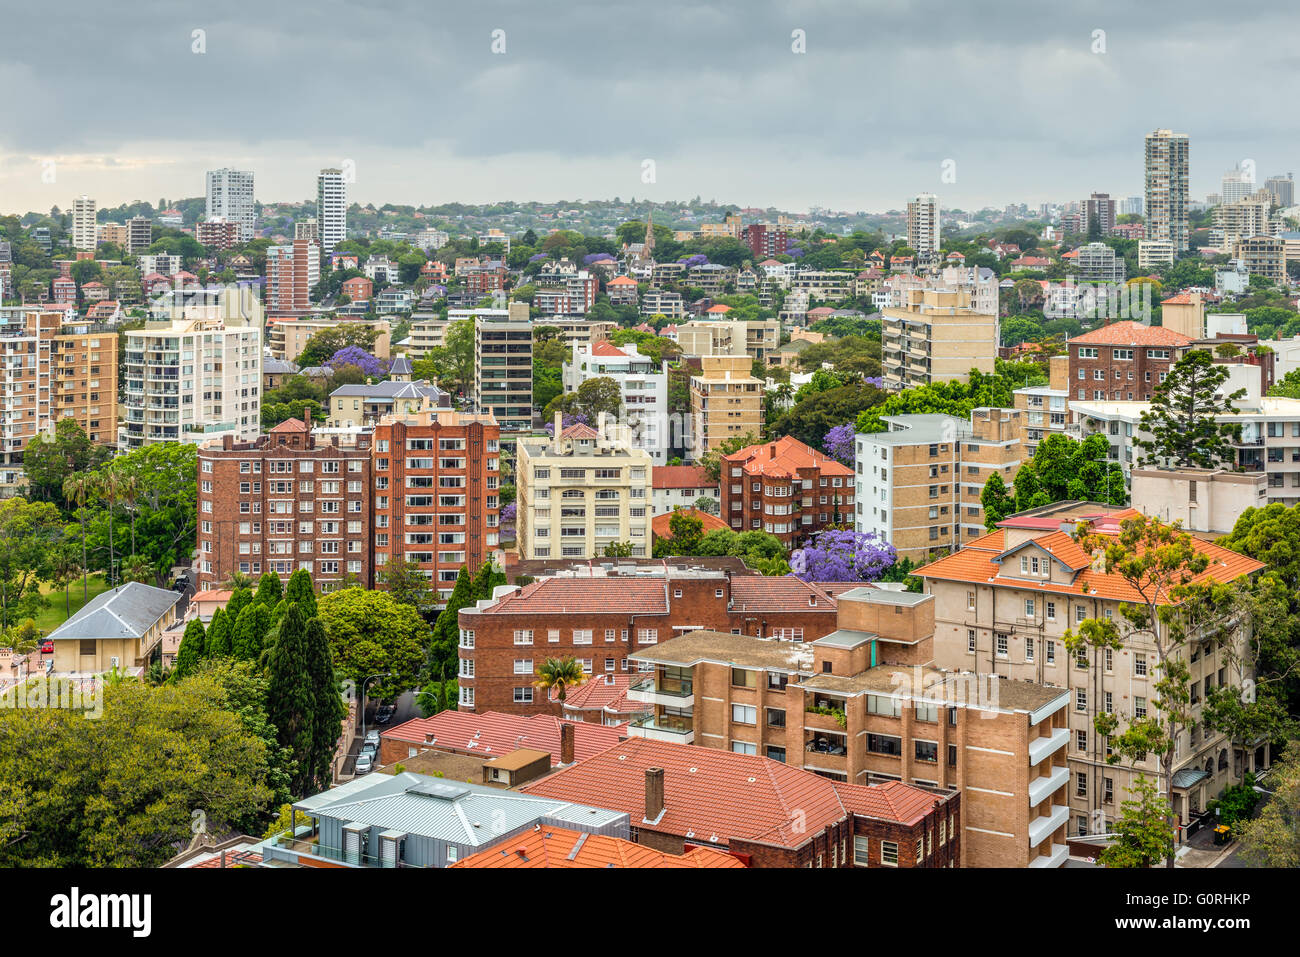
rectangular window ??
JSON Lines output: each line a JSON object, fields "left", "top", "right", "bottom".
{"left": 731, "top": 704, "right": 757, "bottom": 725}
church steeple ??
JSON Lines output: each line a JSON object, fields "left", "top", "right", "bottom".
{"left": 644, "top": 209, "right": 655, "bottom": 253}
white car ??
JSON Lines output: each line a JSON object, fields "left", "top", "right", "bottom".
{"left": 365, "top": 730, "right": 381, "bottom": 750}
{"left": 354, "top": 752, "right": 373, "bottom": 775}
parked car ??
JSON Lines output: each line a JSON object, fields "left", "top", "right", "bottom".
{"left": 354, "top": 752, "right": 372, "bottom": 775}
{"left": 375, "top": 703, "right": 396, "bottom": 725}
{"left": 365, "top": 730, "right": 381, "bottom": 750}
{"left": 39, "top": 639, "right": 54, "bottom": 655}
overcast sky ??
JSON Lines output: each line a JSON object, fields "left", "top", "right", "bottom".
{"left": 3, "top": 0, "right": 1298, "bottom": 216}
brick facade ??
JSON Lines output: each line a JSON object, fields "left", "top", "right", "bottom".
{"left": 720, "top": 435, "right": 854, "bottom": 548}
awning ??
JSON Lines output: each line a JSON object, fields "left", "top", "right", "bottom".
{"left": 1171, "top": 768, "right": 1210, "bottom": 789}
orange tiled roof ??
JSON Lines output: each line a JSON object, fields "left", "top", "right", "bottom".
{"left": 450, "top": 825, "right": 745, "bottom": 868}
{"left": 1067, "top": 321, "right": 1193, "bottom": 347}
{"left": 1161, "top": 292, "right": 1197, "bottom": 305}
{"left": 560, "top": 423, "right": 600, "bottom": 440}
{"left": 651, "top": 508, "right": 728, "bottom": 539}
{"left": 607, "top": 275, "right": 637, "bottom": 285}
{"left": 381, "top": 710, "right": 626, "bottom": 765}
{"left": 916, "top": 509, "right": 1265, "bottom": 603}
{"left": 731, "top": 575, "right": 835, "bottom": 612}
{"left": 551, "top": 673, "right": 646, "bottom": 716}
{"left": 724, "top": 434, "right": 854, "bottom": 478}
{"left": 588, "top": 340, "right": 628, "bottom": 357}
{"left": 520, "top": 738, "right": 942, "bottom": 849}
{"left": 485, "top": 578, "right": 671, "bottom": 615}
{"left": 651, "top": 465, "right": 714, "bottom": 490}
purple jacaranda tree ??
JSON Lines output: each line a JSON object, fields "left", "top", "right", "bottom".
{"left": 864, "top": 376, "right": 884, "bottom": 389}
{"left": 326, "top": 346, "right": 387, "bottom": 378}
{"left": 823, "top": 423, "right": 855, "bottom": 466}
{"left": 500, "top": 502, "right": 517, "bottom": 542}
{"left": 542, "top": 412, "right": 593, "bottom": 437}
{"left": 787, "top": 247, "right": 805, "bottom": 258}
{"left": 678, "top": 253, "right": 708, "bottom": 267}
{"left": 528, "top": 253, "right": 549, "bottom": 263}
{"left": 584, "top": 253, "right": 615, "bottom": 265}
{"left": 790, "top": 528, "right": 897, "bottom": 583}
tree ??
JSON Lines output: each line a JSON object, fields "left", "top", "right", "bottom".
{"left": 0, "top": 497, "right": 66, "bottom": 629}
{"left": 264, "top": 601, "right": 317, "bottom": 798}
{"left": 254, "top": 572, "right": 283, "bottom": 608}
{"left": 790, "top": 529, "right": 897, "bottom": 582}
{"left": 429, "top": 566, "right": 474, "bottom": 677}
{"left": 533, "top": 656, "right": 589, "bottom": 704}
{"left": 699, "top": 433, "right": 757, "bottom": 483}
{"left": 822, "top": 424, "right": 855, "bottom": 466}
{"left": 63, "top": 473, "right": 95, "bottom": 601}
{"left": 1134, "top": 350, "right": 1245, "bottom": 469}
{"left": 543, "top": 376, "right": 623, "bottom": 424}
{"left": 981, "top": 472, "right": 1015, "bottom": 529}
{"left": 21, "top": 419, "right": 111, "bottom": 506}
{"left": 296, "top": 323, "right": 381, "bottom": 368}
{"left": 413, "top": 318, "right": 474, "bottom": 396}
{"left": 603, "top": 541, "right": 634, "bottom": 557}
{"left": 1063, "top": 514, "right": 1257, "bottom": 868}
{"left": 997, "top": 433, "right": 1128, "bottom": 516}
{"left": 415, "top": 678, "right": 458, "bottom": 718}
{"left": 653, "top": 511, "right": 705, "bottom": 557}
{"left": 316, "top": 588, "right": 431, "bottom": 699}
{"left": 692, "top": 496, "right": 720, "bottom": 515}
{"left": 378, "top": 557, "right": 433, "bottom": 612}
{"left": 470, "top": 560, "right": 506, "bottom": 601}
{"left": 284, "top": 568, "right": 317, "bottom": 619}
{"left": 1203, "top": 684, "right": 1296, "bottom": 782}
{"left": 173, "top": 618, "right": 206, "bottom": 680}
{"left": 1237, "top": 740, "right": 1300, "bottom": 867}
{"left": 0, "top": 675, "right": 274, "bottom": 866}
{"left": 206, "top": 607, "right": 233, "bottom": 658}
{"left": 232, "top": 602, "right": 272, "bottom": 661}
{"left": 1100, "top": 776, "right": 1176, "bottom": 868}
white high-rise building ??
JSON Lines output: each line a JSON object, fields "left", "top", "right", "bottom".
{"left": 205, "top": 169, "right": 256, "bottom": 242}
{"left": 317, "top": 168, "right": 347, "bottom": 254}
{"left": 1221, "top": 166, "right": 1254, "bottom": 206}
{"left": 563, "top": 340, "right": 670, "bottom": 464}
{"left": 1144, "top": 129, "right": 1190, "bottom": 253}
{"left": 71, "top": 196, "right": 97, "bottom": 250}
{"left": 906, "top": 193, "right": 940, "bottom": 258}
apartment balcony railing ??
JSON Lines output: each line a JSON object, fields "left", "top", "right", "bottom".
{"left": 627, "top": 675, "right": 693, "bottom": 707}
{"left": 628, "top": 713, "right": 694, "bottom": 744}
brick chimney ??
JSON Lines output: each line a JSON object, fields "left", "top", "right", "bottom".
{"left": 560, "top": 722, "right": 574, "bottom": 765}
{"left": 644, "top": 766, "right": 665, "bottom": 821}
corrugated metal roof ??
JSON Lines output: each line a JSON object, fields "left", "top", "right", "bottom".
{"left": 48, "top": 582, "right": 179, "bottom": 641}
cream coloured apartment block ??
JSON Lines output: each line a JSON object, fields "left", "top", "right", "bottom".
{"left": 919, "top": 509, "right": 1268, "bottom": 840}
{"left": 881, "top": 288, "right": 998, "bottom": 391}
{"left": 688, "top": 355, "right": 762, "bottom": 458}
{"left": 675, "top": 319, "right": 780, "bottom": 361}
{"left": 268, "top": 317, "right": 391, "bottom": 363}
{"left": 516, "top": 414, "right": 654, "bottom": 560}
{"left": 855, "top": 409, "right": 1023, "bottom": 563}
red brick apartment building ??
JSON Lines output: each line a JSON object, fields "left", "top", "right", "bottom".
{"left": 197, "top": 412, "right": 500, "bottom": 599}
{"left": 521, "top": 737, "right": 960, "bottom": 868}
{"left": 197, "top": 419, "right": 372, "bottom": 592}
{"left": 371, "top": 409, "right": 501, "bottom": 599}
{"left": 456, "top": 566, "right": 838, "bottom": 714}
{"left": 1067, "top": 321, "right": 1192, "bottom": 402}
{"left": 720, "top": 435, "right": 854, "bottom": 546}
{"left": 378, "top": 709, "right": 626, "bottom": 768}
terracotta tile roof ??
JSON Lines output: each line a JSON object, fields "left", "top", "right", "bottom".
{"left": 560, "top": 423, "right": 601, "bottom": 440}
{"left": 706, "top": 304, "right": 732, "bottom": 313}
{"left": 1161, "top": 292, "right": 1197, "bottom": 305}
{"left": 520, "top": 738, "right": 939, "bottom": 849}
{"left": 450, "top": 825, "right": 745, "bottom": 868}
{"left": 651, "top": 508, "right": 729, "bottom": 539}
{"left": 729, "top": 575, "right": 835, "bottom": 612}
{"left": 485, "top": 578, "right": 671, "bottom": 615}
{"left": 651, "top": 465, "right": 714, "bottom": 489}
{"left": 589, "top": 340, "right": 629, "bottom": 357}
{"left": 192, "top": 589, "right": 234, "bottom": 603}
{"left": 1067, "top": 321, "right": 1193, "bottom": 347}
{"left": 552, "top": 673, "right": 647, "bottom": 717}
{"left": 917, "top": 509, "right": 1265, "bottom": 603}
{"left": 723, "top": 435, "right": 854, "bottom": 478}
{"left": 607, "top": 275, "right": 637, "bottom": 285}
{"left": 381, "top": 710, "right": 627, "bottom": 765}
{"left": 269, "top": 417, "right": 309, "bottom": 433}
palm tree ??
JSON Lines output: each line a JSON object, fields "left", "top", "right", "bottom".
{"left": 63, "top": 473, "right": 95, "bottom": 602}
{"left": 118, "top": 471, "right": 139, "bottom": 558}
{"left": 101, "top": 468, "right": 119, "bottom": 584}
{"left": 50, "top": 544, "right": 80, "bottom": 619}
{"left": 533, "top": 656, "right": 589, "bottom": 705}
{"left": 122, "top": 556, "right": 152, "bottom": 585}
{"left": 223, "top": 569, "right": 254, "bottom": 591}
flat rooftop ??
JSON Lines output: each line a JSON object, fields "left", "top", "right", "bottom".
{"left": 629, "top": 630, "right": 814, "bottom": 674}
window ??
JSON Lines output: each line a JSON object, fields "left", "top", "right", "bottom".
{"left": 767, "top": 708, "right": 786, "bottom": 727}
{"left": 1075, "top": 729, "right": 1087, "bottom": 752}
{"left": 866, "top": 734, "right": 902, "bottom": 756}
{"left": 1076, "top": 689, "right": 1087, "bottom": 712}
{"left": 995, "top": 633, "right": 1008, "bottom": 658}
{"left": 915, "top": 740, "right": 938, "bottom": 763}
{"left": 572, "top": 629, "right": 593, "bottom": 645}
{"left": 1025, "top": 637, "right": 1034, "bottom": 662}
{"left": 967, "top": 629, "right": 976, "bottom": 653}
{"left": 967, "top": 591, "right": 975, "bottom": 611}
{"left": 731, "top": 741, "right": 757, "bottom": 756}
{"left": 1046, "top": 640, "right": 1055, "bottom": 663}
{"left": 1134, "top": 696, "right": 1147, "bottom": 719}
{"left": 854, "top": 836, "right": 871, "bottom": 867}
{"left": 513, "top": 629, "right": 534, "bottom": 645}
{"left": 880, "top": 841, "right": 898, "bottom": 867}
{"left": 1024, "top": 598, "right": 1035, "bottom": 617}
{"left": 513, "top": 688, "right": 533, "bottom": 703}
{"left": 513, "top": 659, "right": 533, "bottom": 675}
{"left": 731, "top": 668, "right": 757, "bottom": 688}
{"left": 1076, "top": 771, "right": 1088, "bottom": 797}
{"left": 1135, "top": 656, "right": 1148, "bottom": 677}
{"left": 731, "top": 704, "right": 757, "bottom": 725}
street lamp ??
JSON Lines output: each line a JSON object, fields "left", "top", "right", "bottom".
{"left": 360, "top": 672, "right": 392, "bottom": 743}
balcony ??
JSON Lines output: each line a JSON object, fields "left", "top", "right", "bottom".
{"left": 627, "top": 675, "right": 694, "bottom": 708}
{"left": 1028, "top": 727, "right": 1069, "bottom": 766}
{"left": 1028, "top": 765, "right": 1069, "bottom": 807}
{"left": 628, "top": 713, "right": 694, "bottom": 744}
{"left": 1028, "top": 842, "right": 1069, "bottom": 868}
{"left": 1027, "top": 804, "right": 1069, "bottom": 849}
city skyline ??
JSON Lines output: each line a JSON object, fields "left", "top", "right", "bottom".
{"left": 2, "top": 1, "right": 1299, "bottom": 216}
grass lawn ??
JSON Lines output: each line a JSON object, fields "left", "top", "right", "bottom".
{"left": 32, "top": 573, "right": 111, "bottom": 635}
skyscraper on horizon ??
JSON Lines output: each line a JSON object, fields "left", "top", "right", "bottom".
{"left": 71, "top": 195, "right": 96, "bottom": 250}
{"left": 205, "top": 168, "right": 256, "bottom": 242}
{"left": 906, "top": 192, "right": 940, "bottom": 259}
{"left": 317, "top": 168, "right": 347, "bottom": 255}
{"left": 1144, "top": 129, "right": 1189, "bottom": 253}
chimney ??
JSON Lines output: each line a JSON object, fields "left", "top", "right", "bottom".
{"left": 553, "top": 410, "right": 563, "bottom": 441}
{"left": 222, "top": 435, "right": 233, "bottom": 451}
{"left": 560, "top": 721, "right": 575, "bottom": 765}
{"left": 769, "top": 443, "right": 776, "bottom": 459}
{"left": 644, "top": 766, "right": 665, "bottom": 821}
